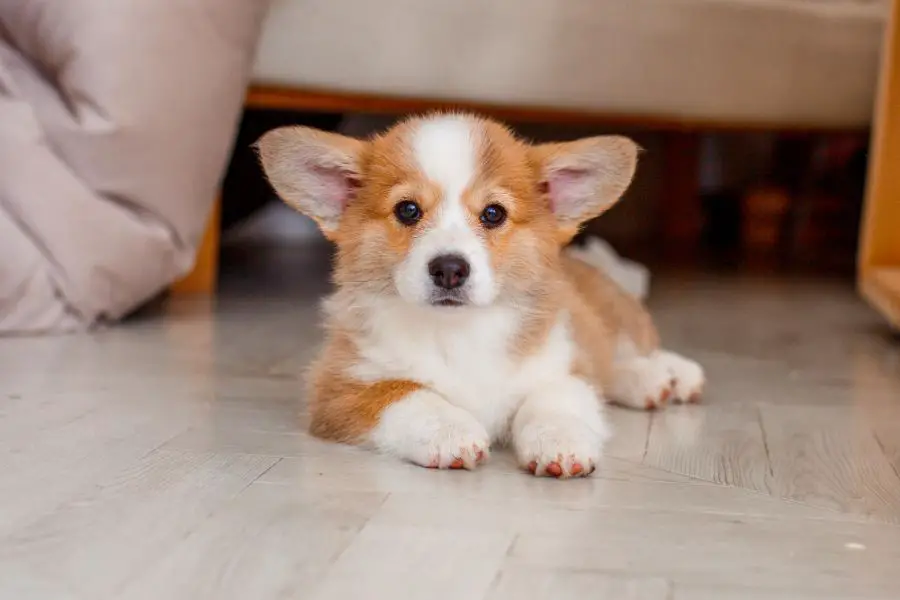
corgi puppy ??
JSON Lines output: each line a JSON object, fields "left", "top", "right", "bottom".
{"left": 256, "top": 114, "right": 704, "bottom": 479}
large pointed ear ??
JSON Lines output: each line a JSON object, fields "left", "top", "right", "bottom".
{"left": 530, "top": 136, "right": 639, "bottom": 241}
{"left": 255, "top": 127, "right": 366, "bottom": 238}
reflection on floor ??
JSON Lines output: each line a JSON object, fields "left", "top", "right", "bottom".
{"left": 1, "top": 239, "right": 900, "bottom": 600}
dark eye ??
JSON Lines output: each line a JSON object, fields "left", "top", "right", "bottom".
{"left": 394, "top": 200, "right": 422, "bottom": 226}
{"left": 480, "top": 204, "right": 507, "bottom": 228}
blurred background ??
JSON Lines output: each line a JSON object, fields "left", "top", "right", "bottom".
{"left": 2, "top": 0, "right": 898, "bottom": 333}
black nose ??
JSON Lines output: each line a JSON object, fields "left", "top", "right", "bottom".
{"left": 428, "top": 255, "right": 470, "bottom": 290}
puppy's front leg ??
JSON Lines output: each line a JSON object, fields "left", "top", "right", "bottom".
{"left": 512, "top": 377, "right": 611, "bottom": 478}
{"left": 370, "top": 389, "right": 491, "bottom": 469}
{"left": 310, "top": 377, "right": 490, "bottom": 469}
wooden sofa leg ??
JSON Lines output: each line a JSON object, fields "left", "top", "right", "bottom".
{"left": 170, "top": 196, "right": 221, "bottom": 295}
{"left": 859, "top": 0, "right": 900, "bottom": 329}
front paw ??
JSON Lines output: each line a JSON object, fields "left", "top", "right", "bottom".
{"left": 371, "top": 392, "right": 491, "bottom": 470}
{"left": 514, "top": 416, "right": 602, "bottom": 479}
{"left": 419, "top": 415, "right": 491, "bottom": 470}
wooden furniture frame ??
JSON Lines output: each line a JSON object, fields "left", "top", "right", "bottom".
{"left": 860, "top": 0, "right": 900, "bottom": 330}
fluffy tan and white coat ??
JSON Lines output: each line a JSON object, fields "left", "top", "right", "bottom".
{"left": 256, "top": 114, "right": 704, "bottom": 479}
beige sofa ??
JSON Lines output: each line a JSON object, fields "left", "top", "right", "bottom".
{"left": 254, "top": 0, "right": 887, "bottom": 128}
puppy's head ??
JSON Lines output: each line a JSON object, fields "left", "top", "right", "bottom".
{"left": 256, "top": 114, "right": 637, "bottom": 309}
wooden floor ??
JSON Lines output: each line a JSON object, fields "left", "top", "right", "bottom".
{"left": 2, "top": 239, "right": 900, "bottom": 599}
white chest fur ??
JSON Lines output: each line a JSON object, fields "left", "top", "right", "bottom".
{"left": 344, "top": 299, "right": 576, "bottom": 437}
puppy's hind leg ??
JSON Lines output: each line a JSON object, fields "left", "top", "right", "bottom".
{"left": 608, "top": 354, "right": 675, "bottom": 410}
{"left": 653, "top": 350, "right": 705, "bottom": 403}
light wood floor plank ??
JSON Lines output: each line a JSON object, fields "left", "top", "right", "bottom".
{"left": 1, "top": 450, "right": 277, "bottom": 598}
{"left": 309, "top": 523, "right": 513, "bottom": 600}
{"left": 674, "top": 584, "right": 895, "bottom": 600}
{"left": 604, "top": 406, "right": 654, "bottom": 460}
{"left": 2, "top": 242, "right": 899, "bottom": 599}
{"left": 644, "top": 405, "right": 771, "bottom": 493}
{"left": 760, "top": 405, "right": 900, "bottom": 522}
{"left": 508, "top": 510, "right": 900, "bottom": 596}
{"left": 871, "top": 414, "right": 900, "bottom": 479}
{"left": 120, "top": 482, "right": 385, "bottom": 600}
{"left": 0, "top": 402, "right": 189, "bottom": 537}
{"left": 486, "top": 568, "right": 670, "bottom": 600}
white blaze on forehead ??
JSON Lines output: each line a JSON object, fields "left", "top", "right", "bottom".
{"left": 412, "top": 116, "right": 478, "bottom": 211}
{"left": 394, "top": 115, "right": 497, "bottom": 306}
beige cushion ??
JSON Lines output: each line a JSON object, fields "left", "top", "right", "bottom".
{"left": 253, "top": 0, "right": 886, "bottom": 128}
{"left": 0, "top": 0, "right": 270, "bottom": 334}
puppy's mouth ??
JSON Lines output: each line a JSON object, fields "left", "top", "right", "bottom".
{"left": 429, "top": 293, "right": 469, "bottom": 308}
{"left": 433, "top": 298, "right": 465, "bottom": 307}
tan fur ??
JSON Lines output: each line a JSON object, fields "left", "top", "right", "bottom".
{"left": 257, "top": 113, "right": 648, "bottom": 443}
{"left": 563, "top": 255, "right": 660, "bottom": 355}
{"left": 255, "top": 128, "right": 366, "bottom": 238}
{"left": 308, "top": 374, "right": 422, "bottom": 443}
{"left": 528, "top": 136, "right": 640, "bottom": 244}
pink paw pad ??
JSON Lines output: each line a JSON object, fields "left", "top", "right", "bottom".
{"left": 526, "top": 456, "right": 595, "bottom": 479}
{"left": 430, "top": 444, "right": 489, "bottom": 470}
{"left": 645, "top": 384, "right": 673, "bottom": 410}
